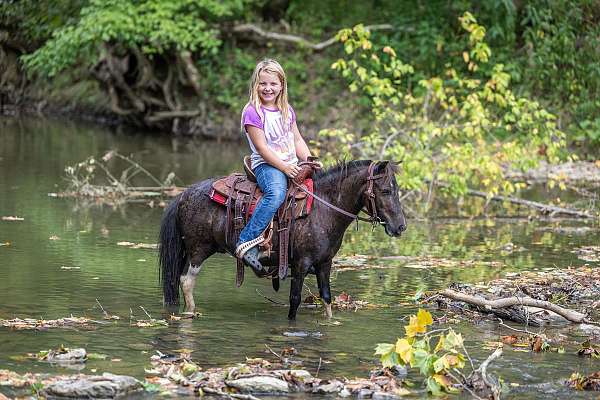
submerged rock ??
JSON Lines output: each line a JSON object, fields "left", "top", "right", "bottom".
{"left": 372, "top": 391, "right": 401, "bottom": 400}
{"left": 313, "top": 380, "right": 344, "bottom": 394}
{"left": 225, "top": 376, "right": 289, "bottom": 393}
{"left": 41, "top": 373, "right": 142, "bottom": 398}
{"left": 272, "top": 369, "right": 313, "bottom": 381}
{"left": 47, "top": 348, "right": 87, "bottom": 363}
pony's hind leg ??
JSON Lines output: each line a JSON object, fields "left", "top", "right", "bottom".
{"left": 181, "top": 262, "right": 202, "bottom": 314}
{"left": 180, "top": 247, "right": 214, "bottom": 314}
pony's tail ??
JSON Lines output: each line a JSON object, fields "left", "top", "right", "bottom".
{"left": 158, "top": 195, "right": 186, "bottom": 305}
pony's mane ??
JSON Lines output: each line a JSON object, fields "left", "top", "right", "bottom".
{"left": 313, "top": 159, "right": 372, "bottom": 184}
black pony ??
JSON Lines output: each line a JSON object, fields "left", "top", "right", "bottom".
{"left": 159, "top": 160, "right": 406, "bottom": 320}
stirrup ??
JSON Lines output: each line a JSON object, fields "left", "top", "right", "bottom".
{"left": 235, "top": 236, "right": 265, "bottom": 258}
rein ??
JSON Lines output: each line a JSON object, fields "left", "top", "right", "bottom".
{"left": 293, "top": 161, "right": 388, "bottom": 226}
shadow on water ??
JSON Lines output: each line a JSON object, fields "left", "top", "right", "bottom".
{"left": 0, "top": 117, "right": 599, "bottom": 398}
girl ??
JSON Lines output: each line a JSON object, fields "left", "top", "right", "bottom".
{"left": 235, "top": 59, "right": 313, "bottom": 274}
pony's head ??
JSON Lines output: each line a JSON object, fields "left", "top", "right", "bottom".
{"left": 367, "top": 161, "right": 407, "bottom": 237}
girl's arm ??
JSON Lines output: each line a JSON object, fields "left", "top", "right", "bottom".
{"left": 292, "top": 121, "right": 311, "bottom": 161}
{"left": 246, "top": 125, "right": 301, "bottom": 178}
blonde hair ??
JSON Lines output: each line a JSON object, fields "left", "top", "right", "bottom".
{"left": 242, "top": 59, "right": 291, "bottom": 132}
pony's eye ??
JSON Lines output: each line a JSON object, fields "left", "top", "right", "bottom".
{"left": 381, "top": 189, "right": 392, "bottom": 195}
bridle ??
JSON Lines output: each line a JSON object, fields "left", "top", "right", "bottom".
{"left": 363, "top": 161, "right": 389, "bottom": 225}
{"left": 293, "top": 161, "right": 389, "bottom": 227}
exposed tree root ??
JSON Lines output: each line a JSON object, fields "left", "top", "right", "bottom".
{"left": 89, "top": 43, "right": 206, "bottom": 134}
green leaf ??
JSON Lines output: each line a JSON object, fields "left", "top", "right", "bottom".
{"left": 426, "top": 376, "right": 443, "bottom": 396}
{"left": 374, "top": 343, "right": 395, "bottom": 355}
{"left": 380, "top": 351, "right": 400, "bottom": 368}
{"left": 443, "top": 330, "right": 464, "bottom": 350}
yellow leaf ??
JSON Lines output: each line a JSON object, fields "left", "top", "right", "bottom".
{"left": 395, "top": 338, "right": 413, "bottom": 364}
{"left": 405, "top": 315, "right": 426, "bottom": 337}
{"left": 445, "top": 354, "right": 465, "bottom": 368}
{"left": 434, "top": 335, "right": 445, "bottom": 353}
{"left": 433, "top": 373, "right": 451, "bottom": 387}
{"left": 417, "top": 309, "right": 433, "bottom": 327}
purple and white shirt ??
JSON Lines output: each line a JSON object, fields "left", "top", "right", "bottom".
{"left": 242, "top": 104, "right": 297, "bottom": 170}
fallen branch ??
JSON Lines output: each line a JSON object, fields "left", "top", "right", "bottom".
{"left": 496, "top": 318, "right": 542, "bottom": 337}
{"left": 430, "top": 180, "right": 596, "bottom": 218}
{"left": 479, "top": 348, "right": 503, "bottom": 388}
{"left": 463, "top": 347, "right": 503, "bottom": 400}
{"left": 145, "top": 109, "right": 200, "bottom": 123}
{"left": 233, "top": 23, "right": 393, "bottom": 51}
{"left": 440, "top": 289, "right": 587, "bottom": 323}
{"left": 255, "top": 289, "right": 286, "bottom": 306}
{"left": 264, "top": 344, "right": 283, "bottom": 361}
{"left": 468, "top": 188, "right": 595, "bottom": 218}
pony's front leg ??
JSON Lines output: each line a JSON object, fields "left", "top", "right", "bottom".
{"left": 316, "top": 262, "right": 333, "bottom": 319}
{"left": 180, "top": 262, "right": 202, "bottom": 314}
{"left": 288, "top": 266, "right": 307, "bottom": 320}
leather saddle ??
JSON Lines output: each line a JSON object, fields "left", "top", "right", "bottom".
{"left": 209, "top": 157, "right": 319, "bottom": 288}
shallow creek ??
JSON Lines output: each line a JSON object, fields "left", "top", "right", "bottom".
{"left": 0, "top": 117, "right": 599, "bottom": 399}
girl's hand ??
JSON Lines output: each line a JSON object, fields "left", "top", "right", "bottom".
{"left": 282, "top": 163, "right": 301, "bottom": 179}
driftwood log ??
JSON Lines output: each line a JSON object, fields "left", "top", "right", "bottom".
{"left": 440, "top": 289, "right": 587, "bottom": 324}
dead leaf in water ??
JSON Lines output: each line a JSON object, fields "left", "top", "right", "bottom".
{"left": 567, "top": 371, "right": 600, "bottom": 391}
{"left": 501, "top": 335, "right": 519, "bottom": 345}
{"left": 49, "top": 235, "right": 60, "bottom": 240}
{"left": 578, "top": 341, "right": 600, "bottom": 358}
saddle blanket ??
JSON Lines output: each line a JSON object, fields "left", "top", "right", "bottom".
{"left": 209, "top": 178, "right": 314, "bottom": 216}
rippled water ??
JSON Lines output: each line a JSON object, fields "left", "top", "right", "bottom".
{"left": 0, "top": 117, "right": 599, "bottom": 399}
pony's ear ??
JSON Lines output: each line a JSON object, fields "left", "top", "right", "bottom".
{"left": 374, "top": 161, "right": 390, "bottom": 174}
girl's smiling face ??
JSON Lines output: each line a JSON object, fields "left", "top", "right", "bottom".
{"left": 258, "top": 71, "right": 282, "bottom": 107}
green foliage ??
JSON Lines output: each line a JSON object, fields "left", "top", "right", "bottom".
{"left": 376, "top": 309, "right": 466, "bottom": 395}
{"left": 319, "top": 14, "right": 568, "bottom": 204}
{"left": 0, "top": 0, "right": 87, "bottom": 44}
{"left": 285, "top": 0, "right": 600, "bottom": 148}
{"left": 30, "top": 381, "right": 44, "bottom": 396}
{"left": 22, "top": 0, "right": 248, "bottom": 77}
{"left": 4, "top": 0, "right": 600, "bottom": 148}
{"left": 516, "top": 1, "right": 600, "bottom": 146}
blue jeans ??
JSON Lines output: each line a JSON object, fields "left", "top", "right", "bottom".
{"left": 237, "top": 163, "right": 287, "bottom": 245}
